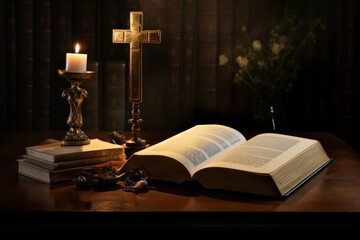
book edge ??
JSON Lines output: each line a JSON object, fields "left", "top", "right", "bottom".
{"left": 282, "top": 157, "right": 333, "bottom": 197}
{"left": 25, "top": 138, "right": 124, "bottom": 162}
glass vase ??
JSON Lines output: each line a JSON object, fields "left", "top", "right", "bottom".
{"left": 253, "top": 94, "right": 286, "bottom": 132}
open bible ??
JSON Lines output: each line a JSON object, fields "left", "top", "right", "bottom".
{"left": 120, "top": 124, "right": 332, "bottom": 197}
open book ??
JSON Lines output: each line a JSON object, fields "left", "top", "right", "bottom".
{"left": 120, "top": 124, "right": 332, "bottom": 197}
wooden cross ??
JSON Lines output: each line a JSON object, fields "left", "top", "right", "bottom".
{"left": 112, "top": 11, "right": 161, "bottom": 149}
{"left": 112, "top": 11, "right": 161, "bottom": 103}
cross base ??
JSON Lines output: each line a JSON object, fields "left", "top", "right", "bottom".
{"left": 124, "top": 102, "right": 149, "bottom": 156}
{"left": 124, "top": 144, "right": 150, "bottom": 158}
{"left": 126, "top": 136, "right": 147, "bottom": 147}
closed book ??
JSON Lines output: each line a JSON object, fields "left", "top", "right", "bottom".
{"left": 33, "top": 0, "right": 51, "bottom": 130}
{"left": 25, "top": 138, "right": 124, "bottom": 163}
{"left": 102, "top": 61, "right": 126, "bottom": 131}
{"left": 16, "top": 0, "right": 34, "bottom": 130}
{"left": 18, "top": 159, "right": 127, "bottom": 184}
{"left": 82, "top": 61, "right": 100, "bottom": 130}
{"left": 23, "top": 153, "right": 125, "bottom": 171}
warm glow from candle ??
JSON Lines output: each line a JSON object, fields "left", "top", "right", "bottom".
{"left": 66, "top": 43, "right": 87, "bottom": 72}
{"left": 75, "top": 43, "right": 80, "bottom": 54}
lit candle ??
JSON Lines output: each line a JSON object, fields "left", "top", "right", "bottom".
{"left": 65, "top": 43, "right": 87, "bottom": 72}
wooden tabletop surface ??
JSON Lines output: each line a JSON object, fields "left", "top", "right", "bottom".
{"left": 1, "top": 130, "right": 360, "bottom": 235}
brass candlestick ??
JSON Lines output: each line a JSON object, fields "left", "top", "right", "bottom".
{"left": 58, "top": 69, "right": 95, "bottom": 146}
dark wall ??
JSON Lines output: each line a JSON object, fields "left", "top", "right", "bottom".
{"left": 1, "top": 0, "right": 359, "bottom": 152}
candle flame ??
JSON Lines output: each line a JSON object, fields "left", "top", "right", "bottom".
{"left": 75, "top": 43, "right": 80, "bottom": 53}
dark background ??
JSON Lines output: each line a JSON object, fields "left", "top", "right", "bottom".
{"left": 1, "top": 0, "right": 359, "bottom": 152}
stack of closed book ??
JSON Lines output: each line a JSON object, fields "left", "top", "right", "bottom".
{"left": 18, "top": 138, "right": 126, "bottom": 184}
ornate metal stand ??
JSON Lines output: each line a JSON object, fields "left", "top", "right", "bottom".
{"left": 126, "top": 103, "right": 147, "bottom": 147}
{"left": 58, "top": 69, "right": 95, "bottom": 146}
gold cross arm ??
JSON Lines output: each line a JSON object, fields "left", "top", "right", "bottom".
{"left": 113, "top": 29, "right": 161, "bottom": 47}
{"left": 112, "top": 12, "right": 161, "bottom": 103}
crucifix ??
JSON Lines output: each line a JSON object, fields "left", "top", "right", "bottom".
{"left": 112, "top": 11, "right": 161, "bottom": 149}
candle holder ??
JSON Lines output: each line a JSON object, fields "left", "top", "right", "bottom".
{"left": 58, "top": 69, "right": 95, "bottom": 146}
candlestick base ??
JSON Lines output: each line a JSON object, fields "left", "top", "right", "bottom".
{"left": 61, "top": 127, "right": 91, "bottom": 146}
{"left": 58, "top": 69, "right": 95, "bottom": 146}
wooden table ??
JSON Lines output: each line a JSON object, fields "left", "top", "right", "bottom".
{"left": 1, "top": 130, "right": 360, "bottom": 237}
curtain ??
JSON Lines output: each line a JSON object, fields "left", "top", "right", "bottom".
{"left": 1, "top": 0, "right": 359, "bottom": 151}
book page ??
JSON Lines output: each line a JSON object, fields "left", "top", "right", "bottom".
{"left": 201, "top": 133, "right": 318, "bottom": 174}
{"left": 134, "top": 124, "right": 247, "bottom": 175}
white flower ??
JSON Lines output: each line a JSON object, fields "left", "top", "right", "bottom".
{"left": 271, "top": 43, "right": 281, "bottom": 55}
{"left": 218, "top": 6, "right": 323, "bottom": 96}
{"left": 257, "top": 60, "right": 266, "bottom": 69}
{"left": 279, "top": 35, "right": 287, "bottom": 50}
{"left": 219, "top": 54, "right": 229, "bottom": 66}
{"left": 252, "top": 40, "right": 262, "bottom": 51}
{"left": 235, "top": 56, "right": 248, "bottom": 68}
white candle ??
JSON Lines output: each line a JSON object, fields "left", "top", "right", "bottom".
{"left": 65, "top": 43, "right": 87, "bottom": 72}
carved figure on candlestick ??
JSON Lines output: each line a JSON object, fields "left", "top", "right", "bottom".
{"left": 113, "top": 11, "right": 161, "bottom": 148}
{"left": 62, "top": 82, "right": 88, "bottom": 141}
{"left": 58, "top": 70, "right": 94, "bottom": 146}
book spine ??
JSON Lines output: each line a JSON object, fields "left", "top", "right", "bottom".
{"left": 82, "top": 60, "right": 100, "bottom": 130}
{"left": 137, "top": 1, "right": 166, "bottom": 130}
{"left": 33, "top": 0, "right": 51, "bottom": 129}
{"left": 195, "top": 0, "right": 218, "bottom": 122}
{"left": 100, "top": 0, "right": 136, "bottom": 60}
{"left": 217, "top": 0, "right": 234, "bottom": 117}
{"left": 163, "top": 1, "right": 184, "bottom": 128}
{"left": 2, "top": 1, "right": 17, "bottom": 130}
{"left": 332, "top": 1, "right": 359, "bottom": 151}
{"left": 0, "top": 0, "right": 6, "bottom": 130}
{"left": 50, "top": 0, "right": 72, "bottom": 130}
{"left": 279, "top": 2, "right": 332, "bottom": 135}
{"left": 72, "top": 0, "right": 97, "bottom": 59}
{"left": 15, "top": 0, "right": 34, "bottom": 129}
{"left": 230, "top": 0, "right": 247, "bottom": 121}
{"left": 180, "top": 0, "right": 197, "bottom": 129}
{"left": 102, "top": 61, "right": 126, "bottom": 131}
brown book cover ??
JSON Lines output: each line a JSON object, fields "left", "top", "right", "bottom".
{"left": 18, "top": 159, "right": 127, "bottom": 184}
{"left": 73, "top": 0, "right": 97, "bottom": 58}
{"left": 49, "top": 0, "right": 72, "bottom": 130}
{"left": 196, "top": 0, "right": 218, "bottom": 120}
{"left": 23, "top": 152, "right": 125, "bottom": 171}
{"left": 0, "top": 1, "right": 7, "bottom": 130}
{"left": 217, "top": 0, "right": 235, "bottom": 116}
{"left": 15, "top": 0, "right": 34, "bottom": 130}
{"left": 100, "top": 0, "right": 132, "bottom": 60}
{"left": 82, "top": 60, "right": 100, "bottom": 130}
{"left": 163, "top": 0, "right": 190, "bottom": 128}
{"left": 0, "top": 0, "right": 6, "bottom": 130}
{"left": 33, "top": 0, "right": 51, "bottom": 130}
{"left": 102, "top": 61, "right": 126, "bottom": 131}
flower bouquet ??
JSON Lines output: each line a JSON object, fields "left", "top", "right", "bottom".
{"left": 219, "top": 6, "right": 325, "bottom": 131}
